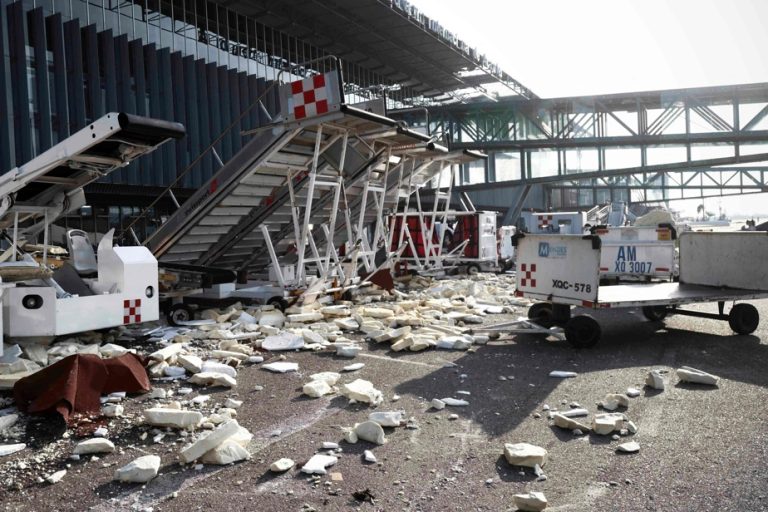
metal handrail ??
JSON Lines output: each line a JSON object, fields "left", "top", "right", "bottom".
{"left": 118, "top": 55, "right": 342, "bottom": 245}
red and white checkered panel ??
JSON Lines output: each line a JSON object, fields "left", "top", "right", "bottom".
{"left": 537, "top": 215, "right": 553, "bottom": 229}
{"left": 290, "top": 74, "right": 330, "bottom": 120}
{"left": 123, "top": 299, "right": 142, "bottom": 324}
{"left": 519, "top": 263, "right": 537, "bottom": 287}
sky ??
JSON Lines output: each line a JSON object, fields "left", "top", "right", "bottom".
{"left": 410, "top": 0, "right": 768, "bottom": 216}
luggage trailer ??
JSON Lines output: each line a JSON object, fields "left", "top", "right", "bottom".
{"left": 591, "top": 223, "right": 678, "bottom": 282}
{"left": 512, "top": 232, "right": 768, "bottom": 348}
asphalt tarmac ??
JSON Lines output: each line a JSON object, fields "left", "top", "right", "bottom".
{"left": 2, "top": 298, "right": 767, "bottom": 512}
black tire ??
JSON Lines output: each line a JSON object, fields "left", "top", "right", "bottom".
{"left": 166, "top": 304, "right": 193, "bottom": 326}
{"left": 728, "top": 303, "right": 759, "bottom": 335}
{"left": 267, "top": 297, "right": 288, "bottom": 312}
{"left": 466, "top": 263, "right": 481, "bottom": 275}
{"left": 642, "top": 305, "right": 668, "bottom": 321}
{"left": 528, "top": 302, "right": 555, "bottom": 328}
{"left": 565, "top": 315, "right": 602, "bottom": 348}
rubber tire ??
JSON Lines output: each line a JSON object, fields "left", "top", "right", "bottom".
{"left": 466, "top": 263, "right": 481, "bottom": 275}
{"left": 565, "top": 315, "right": 602, "bottom": 348}
{"left": 728, "top": 303, "right": 759, "bottom": 335}
{"left": 642, "top": 306, "right": 668, "bottom": 321}
{"left": 167, "top": 304, "right": 193, "bottom": 326}
{"left": 528, "top": 302, "right": 555, "bottom": 328}
{"left": 267, "top": 297, "right": 288, "bottom": 312}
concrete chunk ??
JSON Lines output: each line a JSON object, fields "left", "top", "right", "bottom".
{"left": 201, "top": 361, "right": 237, "bottom": 378}
{"left": 645, "top": 370, "right": 665, "bottom": 390}
{"left": 592, "top": 413, "right": 625, "bottom": 435}
{"left": 441, "top": 398, "right": 469, "bottom": 407}
{"left": 513, "top": 491, "right": 548, "bottom": 511}
{"left": 354, "top": 421, "right": 386, "bottom": 445}
{"left": 431, "top": 399, "right": 446, "bottom": 410}
{"left": 617, "top": 441, "right": 640, "bottom": 453}
{"left": 143, "top": 408, "right": 203, "bottom": 429}
{"left": 200, "top": 440, "right": 250, "bottom": 465}
{"left": 551, "top": 413, "right": 590, "bottom": 432}
{"left": 303, "top": 380, "right": 332, "bottom": 398}
{"left": 262, "top": 362, "right": 299, "bottom": 373}
{"left": 270, "top": 458, "right": 295, "bottom": 472}
{"left": 148, "top": 343, "right": 185, "bottom": 362}
{"left": 0, "top": 414, "right": 19, "bottom": 432}
{"left": 343, "top": 363, "right": 365, "bottom": 372}
{"left": 336, "top": 344, "right": 362, "bottom": 358}
{"left": 677, "top": 366, "right": 719, "bottom": 386}
{"left": 74, "top": 438, "right": 115, "bottom": 455}
{"left": 368, "top": 411, "right": 405, "bottom": 427}
{"left": 0, "top": 443, "right": 26, "bottom": 457}
{"left": 180, "top": 420, "right": 241, "bottom": 463}
{"left": 341, "top": 379, "right": 383, "bottom": 406}
{"left": 309, "top": 372, "right": 341, "bottom": 385}
{"left": 46, "top": 470, "right": 66, "bottom": 484}
{"left": 600, "top": 393, "right": 630, "bottom": 411}
{"left": 503, "top": 443, "right": 548, "bottom": 468}
{"left": 263, "top": 332, "right": 304, "bottom": 351}
{"left": 300, "top": 454, "right": 338, "bottom": 475}
{"left": 177, "top": 354, "right": 203, "bottom": 374}
{"left": 189, "top": 372, "right": 237, "bottom": 388}
{"left": 114, "top": 455, "right": 161, "bottom": 483}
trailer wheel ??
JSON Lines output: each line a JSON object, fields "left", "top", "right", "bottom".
{"left": 641, "top": 306, "right": 668, "bottom": 321}
{"left": 267, "top": 297, "right": 288, "bottom": 312}
{"left": 565, "top": 315, "right": 602, "bottom": 348}
{"left": 528, "top": 302, "right": 555, "bottom": 327}
{"left": 466, "top": 263, "right": 481, "bottom": 275}
{"left": 167, "top": 304, "right": 193, "bottom": 326}
{"left": 728, "top": 303, "right": 759, "bottom": 335}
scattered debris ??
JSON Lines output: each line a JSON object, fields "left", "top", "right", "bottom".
{"left": 301, "top": 454, "right": 338, "bottom": 475}
{"left": 441, "top": 398, "right": 469, "bottom": 407}
{"left": 513, "top": 491, "right": 548, "bottom": 511}
{"left": 363, "top": 450, "right": 377, "bottom": 463}
{"left": 600, "top": 393, "right": 630, "bottom": 411}
{"left": 114, "top": 455, "right": 161, "bottom": 483}
{"left": 368, "top": 411, "right": 405, "bottom": 427}
{"left": 548, "top": 371, "right": 577, "bottom": 378}
{"left": 303, "top": 380, "right": 332, "bottom": 398}
{"left": 262, "top": 362, "right": 299, "bottom": 373}
{"left": 676, "top": 366, "right": 719, "bottom": 386}
{"left": 270, "top": 458, "right": 295, "bottom": 472}
{"left": 551, "top": 413, "right": 590, "bottom": 432}
{"left": 343, "top": 363, "right": 365, "bottom": 372}
{"left": 73, "top": 438, "right": 115, "bottom": 455}
{"left": 645, "top": 370, "right": 665, "bottom": 390}
{"left": 341, "top": 379, "right": 383, "bottom": 406}
{"left": 430, "top": 399, "right": 446, "bottom": 410}
{"left": 592, "top": 413, "right": 627, "bottom": 435}
{"left": 263, "top": 332, "right": 304, "bottom": 351}
{"left": 617, "top": 441, "right": 640, "bottom": 453}
{"left": 144, "top": 408, "right": 203, "bottom": 429}
{"left": 0, "top": 443, "right": 26, "bottom": 457}
{"left": 45, "top": 470, "right": 67, "bottom": 484}
{"left": 353, "top": 421, "right": 386, "bottom": 445}
{"left": 504, "top": 443, "right": 548, "bottom": 468}
{"left": 626, "top": 387, "right": 641, "bottom": 397}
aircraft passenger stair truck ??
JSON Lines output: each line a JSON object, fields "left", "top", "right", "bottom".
{"left": 0, "top": 113, "right": 184, "bottom": 352}
{"left": 141, "top": 63, "right": 486, "bottom": 323}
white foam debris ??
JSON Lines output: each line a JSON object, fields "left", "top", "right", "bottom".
{"left": 74, "top": 438, "right": 116, "bottom": 455}
{"left": 513, "top": 491, "right": 548, "bottom": 511}
{"left": 179, "top": 420, "right": 241, "bottom": 464}
{"left": 201, "top": 361, "right": 237, "bottom": 378}
{"left": 303, "top": 379, "right": 332, "bottom": 398}
{"left": 309, "top": 372, "right": 341, "bottom": 385}
{"left": 430, "top": 399, "right": 446, "bottom": 410}
{"left": 343, "top": 363, "right": 365, "bottom": 372}
{"left": 300, "top": 454, "right": 338, "bottom": 475}
{"left": 354, "top": 421, "right": 386, "bottom": 445}
{"left": 143, "top": 408, "right": 203, "bottom": 429}
{"left": 45, "top": 470, "right": 67, "bottom": 484}
{"left": 549, "top": 371, "right": 577, "bottom": 378}
{"left": 0, "top": 444, "right": 25, "bottom": 457}
{"left": 503, "top": 443, "right": 548, "bottom": 468}
{"left": 441, "top": 398, "right": 469, "bottom": 407}
{"left": 114, "top": 455, "right": 161, "bottom": 483}
{"left": 262, "top": 362, "right": 299, "bottom": 373}
{"left": 617, "top": 441, "right": 640, "bottom": 453}
{"left": 188, "top": 371, "right": 237, "bottom": 388}
{"left": 645, "top": 370, "right": 665, "bottom": 390}
{"left": 368, "top": 411, "right": 405, "bottom": 427}
{"left": 364, "top": 450, "right": 377, "bottom": 463}
{"left": 263, "top": 332, "right": 304, "bottom": 351}
{"left": 676, "top": 366, "right": 719, "bottom": 386}
{"left": 270, "top": 458, "right": 295, "bottom": 472}
{"left": 341, "top": 379, "right": 383, "bottom": 406}
{"left": 600, "top": 393, "right": 630, "bottom": 411}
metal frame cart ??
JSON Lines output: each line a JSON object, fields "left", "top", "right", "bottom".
{"left": 513, "top": 231, "right": 768, "bottom": 348}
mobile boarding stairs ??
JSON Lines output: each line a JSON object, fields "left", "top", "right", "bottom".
{"left": 140, "top": 60, "right": 483, "bottom": 319}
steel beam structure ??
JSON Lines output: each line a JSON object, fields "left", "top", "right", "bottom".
{"left": 401, "top": 82, "right": 768, "bottom": 210}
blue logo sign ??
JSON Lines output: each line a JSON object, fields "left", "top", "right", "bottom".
{"left": 538, "top": 242, "right": 549, "bottom": 257}
{"left": 538, "top": 241, "right": 567, "bottom": 258}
